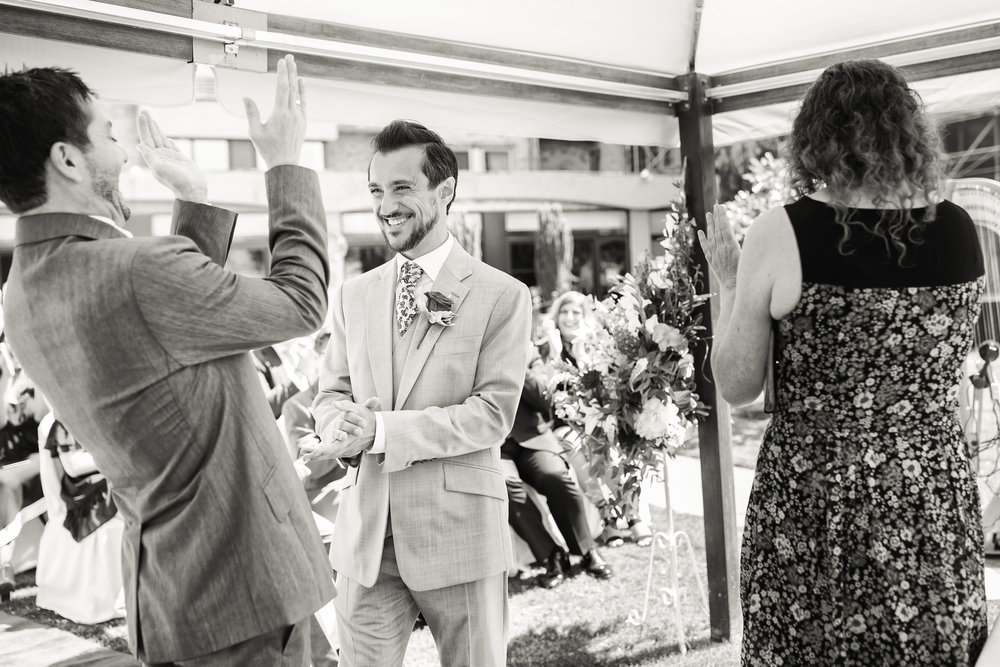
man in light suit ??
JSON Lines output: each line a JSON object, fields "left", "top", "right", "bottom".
{"left": 307, "top": 120, "right": 532, "bottom": 666}
{"left": 0, "top": 56, "right": 334, "bottom": 665}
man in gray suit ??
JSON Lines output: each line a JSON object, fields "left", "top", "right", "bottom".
{"left": 0, "top": 55, "right": 334, "bottom": 665}
{"left": 307, "top": 120, "right": 532, "bottom": 666}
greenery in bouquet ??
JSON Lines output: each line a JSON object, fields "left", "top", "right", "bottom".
{"left": 548, "top": 189, "right": 709, "bottom": 520}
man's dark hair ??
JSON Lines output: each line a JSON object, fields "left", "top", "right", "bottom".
{"left": 0, "top": 67, "right": 95, "bottom": 213}
{"left": 371, "top": 120, "right": 459, "bottom": 213}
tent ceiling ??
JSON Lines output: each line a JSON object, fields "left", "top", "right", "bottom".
{"left": 2, "top": 0, "right": 1000, "bottom": 144}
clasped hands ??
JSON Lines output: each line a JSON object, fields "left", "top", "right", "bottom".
{"left": 299, "top": 397, "right": 380, "bottom": 463}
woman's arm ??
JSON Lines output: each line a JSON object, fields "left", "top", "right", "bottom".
{"left": 700, "top": 205, "right": 791, "bottom": 406}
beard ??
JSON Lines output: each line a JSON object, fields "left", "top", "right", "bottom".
{"left": 379, "top": 203, "right": 440, "bottom": 254}
{"left": 88, "top": 160, "right": 130, "bottom": 224}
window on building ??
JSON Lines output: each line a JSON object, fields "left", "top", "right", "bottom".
{"left": 572, "top": 235, "right": 628, "bottom": 298}
{"left": 455, "top": 151, "right": 470, "bottom": 171}
{"left": 538, "top": 139, "right": 601, "bottom": 171}
{"left": 508, "top": 240, "right": 536, "bottom": 287}
{"left": 229, "top": 140, "right": 257, "bottom": 170}
{"left": 485, "top": 151, "right": 509, "bottom": 172}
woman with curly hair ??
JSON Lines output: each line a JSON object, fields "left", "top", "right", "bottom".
{"left": 700, "top": 60, "right": 988, "bottom": 665}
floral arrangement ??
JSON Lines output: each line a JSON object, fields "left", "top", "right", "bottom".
{"left": 548, "top": 188, "right": 709, "bottom": 519}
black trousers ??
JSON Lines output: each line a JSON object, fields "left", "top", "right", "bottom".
{"left": 502, "top": 440, "right": 594, "bottom": 560}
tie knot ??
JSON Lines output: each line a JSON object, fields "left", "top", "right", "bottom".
{"left": 400, "top": 261, "right": 422, "bottom": 286}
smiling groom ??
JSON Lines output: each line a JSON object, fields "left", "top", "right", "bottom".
{"left": 308, "top": 120, "right": 531, "bottom": 666}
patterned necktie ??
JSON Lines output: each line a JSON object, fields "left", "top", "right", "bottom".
{"left": 395, "top": 260, "right": 423, "bottom": 337}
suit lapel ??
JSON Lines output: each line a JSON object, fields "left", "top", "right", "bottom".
{"left": 366, "top": 262, "right": 395, "bottom": 410}
{"left": 393, "top": 245, "right": 472, "bottom": 410}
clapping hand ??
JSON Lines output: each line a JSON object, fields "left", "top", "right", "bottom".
{"left": 299, "top": 397, "right": 380, "bottom": 463}
{"left": 243, "top": 54, "right": 307, "bottom": 169}
{"left": 136, "top": 111, "right": 208, "bottom": 203}
{"left": 698, "top": 203, "right": 741, "bottom": 290}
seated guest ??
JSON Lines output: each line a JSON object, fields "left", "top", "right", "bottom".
{"left": 253, "top": 345, "right": 302, "bottom": 420}
{"left": 0, "top": 365, "right": 45, "bottom": 600}
{"left": 541, "top": 290, "right": 653, "bottom": 547}
{"left": 281, "top": 328, "right": 344, "bottom": 525}
{"left": 503, "top": 346, "right": 612, "bottom": 588}
{"left": 35, "top": 412, "right": 125, "bottom": 623}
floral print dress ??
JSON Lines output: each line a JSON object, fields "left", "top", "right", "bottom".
{"left": 741, "top": 197, "right": 988, "bottom": 666}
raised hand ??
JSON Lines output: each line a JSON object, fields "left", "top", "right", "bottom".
{"left": 243, "top": 54, "right": 307, "bottom": 169}
{"left": 698, "top": 203, "right": 741, "bottom": 290}
{"left": 136, "top": 111, "right": 208, "bottom": 203}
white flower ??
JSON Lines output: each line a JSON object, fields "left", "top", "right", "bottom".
{"left": 634, "top": 396, "right": 680, "bottom": 441}
{"left": 648, "top": 269, "right": 672, "bottom": 291}
{"left": 645, "top": 317, "right": 688, "bottom": 353}
{"left": 923, "top": 313, "right": 951, "bottom": 337}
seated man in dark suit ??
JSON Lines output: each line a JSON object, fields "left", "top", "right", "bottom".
{"left": 0, "top": 366, "right": 46, "bottom": 599}
{"left": 502, "top": 348, "right": 612, "bottom": 588}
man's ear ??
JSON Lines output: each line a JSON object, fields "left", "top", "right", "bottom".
{"left": 437, "top": 176, "right": 455, "bottom": 205}
{"left": 48, "top": 142, "right": 86, "bottom": 184}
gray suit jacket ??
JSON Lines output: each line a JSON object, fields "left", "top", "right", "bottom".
{"left": 4, "top": 166, "right": 335, "bottom": 662}
{"left": 313, "top": 242, "right": 532, "bottom": 591}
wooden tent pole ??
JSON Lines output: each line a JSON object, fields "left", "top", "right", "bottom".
{"left": 675, "top": 71, "right": 742, "bottom": 642}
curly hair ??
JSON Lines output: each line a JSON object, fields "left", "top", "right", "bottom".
{"left": 786, "top": 60, "right": 944, "bottom": 265}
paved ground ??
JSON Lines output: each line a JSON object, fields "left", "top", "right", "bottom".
{"left": 0, "top": 611, "right": 136, "bottom": 667}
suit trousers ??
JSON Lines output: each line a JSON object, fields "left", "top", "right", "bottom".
{"left": 143, "top": 616, "right": 310, "bottom": 667}
{"left": 334, "top": 535, "right": 508, "bottom": 667}
{"left": 502, "top": 442, "right": 595, "bottom": 557}
{"left": 504, "top": 459, "right": 557, "bottom": 562}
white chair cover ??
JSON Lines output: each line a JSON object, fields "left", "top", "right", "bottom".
{"left": 34, "top": 414, "right": 125, "bottom": 624}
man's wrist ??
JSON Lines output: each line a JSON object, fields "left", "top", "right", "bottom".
{"left": 176, "top": 187, "right": 209, "bottom": 204}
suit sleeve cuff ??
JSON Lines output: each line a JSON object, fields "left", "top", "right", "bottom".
{"left": 369, "top": 412, "right": 386, "bottom": 454}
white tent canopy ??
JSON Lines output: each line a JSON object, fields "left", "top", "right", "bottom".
{"left": 3, "top": 0, "right": 999, "bottom": 145}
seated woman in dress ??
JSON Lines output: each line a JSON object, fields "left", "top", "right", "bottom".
{"left": 36, "top": 411, "right": 125, "bottom": 624}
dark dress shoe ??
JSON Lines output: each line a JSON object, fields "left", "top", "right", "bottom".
{"left": 0, "top": 562, "right": 14, "bottom": 602}
{"left": 582, "top": 549, "right": 613, "bottom": 580}
{"left": 539, "top": 547, "right": 569, "bottom": 589}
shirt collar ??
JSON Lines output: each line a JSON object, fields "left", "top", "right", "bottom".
{"left": 395, "top": 234, "right": 455, "bottom": 282}
{"left": 90, "top": 215, "right": 134, "bottom": 238}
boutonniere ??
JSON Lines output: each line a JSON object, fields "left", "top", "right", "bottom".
{"left": 420, "top": 290, "right": 456, "bottom": 326}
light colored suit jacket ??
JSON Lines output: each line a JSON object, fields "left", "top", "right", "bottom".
{"left": 314, "top": 242, "right": 532, "bottom": 591}
{"left": 3, "top": 166, "right": 335, "bottom": 663}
